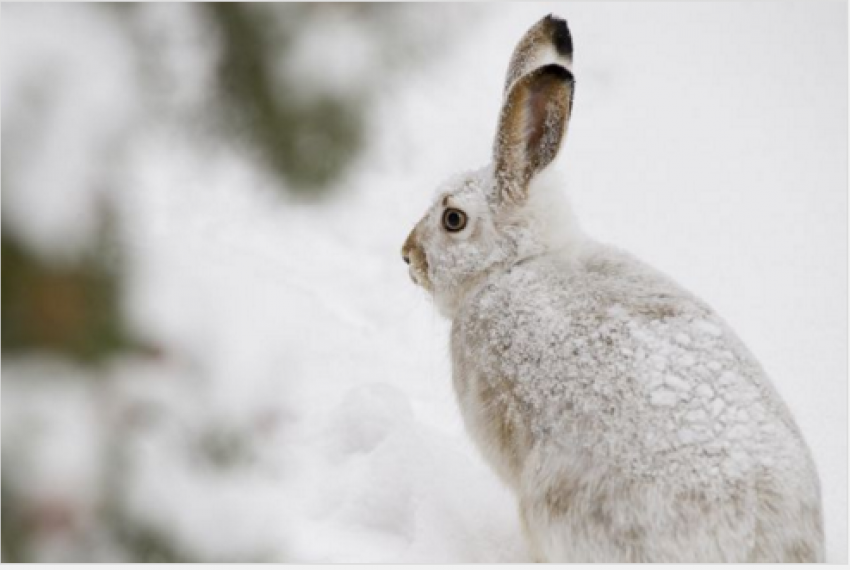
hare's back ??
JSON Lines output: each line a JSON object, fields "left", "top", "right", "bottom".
{"left": 460, "top": 241, "right": 818, "bottom": 496}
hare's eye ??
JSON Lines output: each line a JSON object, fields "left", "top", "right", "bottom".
{"left": 442, "top": 208, "right": 467, "bottom": 233}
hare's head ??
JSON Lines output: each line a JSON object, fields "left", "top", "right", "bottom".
{"left": 402, "top": 15, "right": 578, "bottom": 317}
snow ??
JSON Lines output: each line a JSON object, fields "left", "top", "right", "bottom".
{"left": 1, "top": 3, "right": 141, "bottom": 259}
{"left": 2, "top": 1, "right": 846, "bottom": 563}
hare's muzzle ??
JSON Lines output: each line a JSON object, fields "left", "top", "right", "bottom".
{"left": 401, "top": 229, "right": 431, "bottom": 291}
{"left": 401, "top": 229, "right": 417, "bottom": 267}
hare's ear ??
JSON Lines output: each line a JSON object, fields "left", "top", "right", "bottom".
{"left": 493, "top": 64, "right": 574, "bottom": 205}
{"left": 504, "top": 15, "right": 573, "bottom": 95}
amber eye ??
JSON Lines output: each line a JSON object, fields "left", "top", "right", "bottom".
{"left": 442, "top": 208, "right": 467, "bottom": 232}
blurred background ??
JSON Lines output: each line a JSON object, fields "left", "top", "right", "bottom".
{"left": 1, "top": 2, "right": 846, "bottom": 563}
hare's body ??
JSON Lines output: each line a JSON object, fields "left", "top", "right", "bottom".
{"left": 402, "top": 14, "right": 823, "bottom": 562}
{"left": 451, "top": 240, "right": 822, "bottom": 562}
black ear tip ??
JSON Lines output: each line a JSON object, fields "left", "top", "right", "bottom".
{"left": 545, "top": 13, "right": 567, "bottom": 26}
{"left": 545, "top": 14, "right": 573, "bottom": 57}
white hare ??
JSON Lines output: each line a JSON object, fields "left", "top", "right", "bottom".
{"left": 402, "top": 14, "right": 823, "bottom": 563}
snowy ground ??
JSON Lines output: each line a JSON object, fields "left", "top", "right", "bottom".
{"left": 3, "top": 2, "right": 846, "bottom": 563}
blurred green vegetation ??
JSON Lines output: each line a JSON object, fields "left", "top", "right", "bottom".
{"left": 3, "top": 3, "right": 418, "bottom": 363}
{"left": 1, "top": 3, "right": 455, "bottom": 562}
{"left": 1, "top": 480, "right": 27, "bottom": 563}
{"left": 208, "top": 3, "right": 363, "bottom": 193}
{"left": 1, "top": 211, "right": 138, "bottom": 366}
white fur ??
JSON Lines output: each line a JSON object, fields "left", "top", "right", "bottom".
{"left": 403, "top": 15, "right": 824, "bottom": 563}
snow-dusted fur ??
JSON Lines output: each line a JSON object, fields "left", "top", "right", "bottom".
{"left": 402, "top": 14, "right": 823, "bottom": 563}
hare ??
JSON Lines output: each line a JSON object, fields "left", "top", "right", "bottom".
{"left": 401, "top": 14, "right": 824, "bottom": 563}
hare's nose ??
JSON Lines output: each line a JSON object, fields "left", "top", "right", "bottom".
{"left": 402, "top": 228, "right": 417, "bottom": 265}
